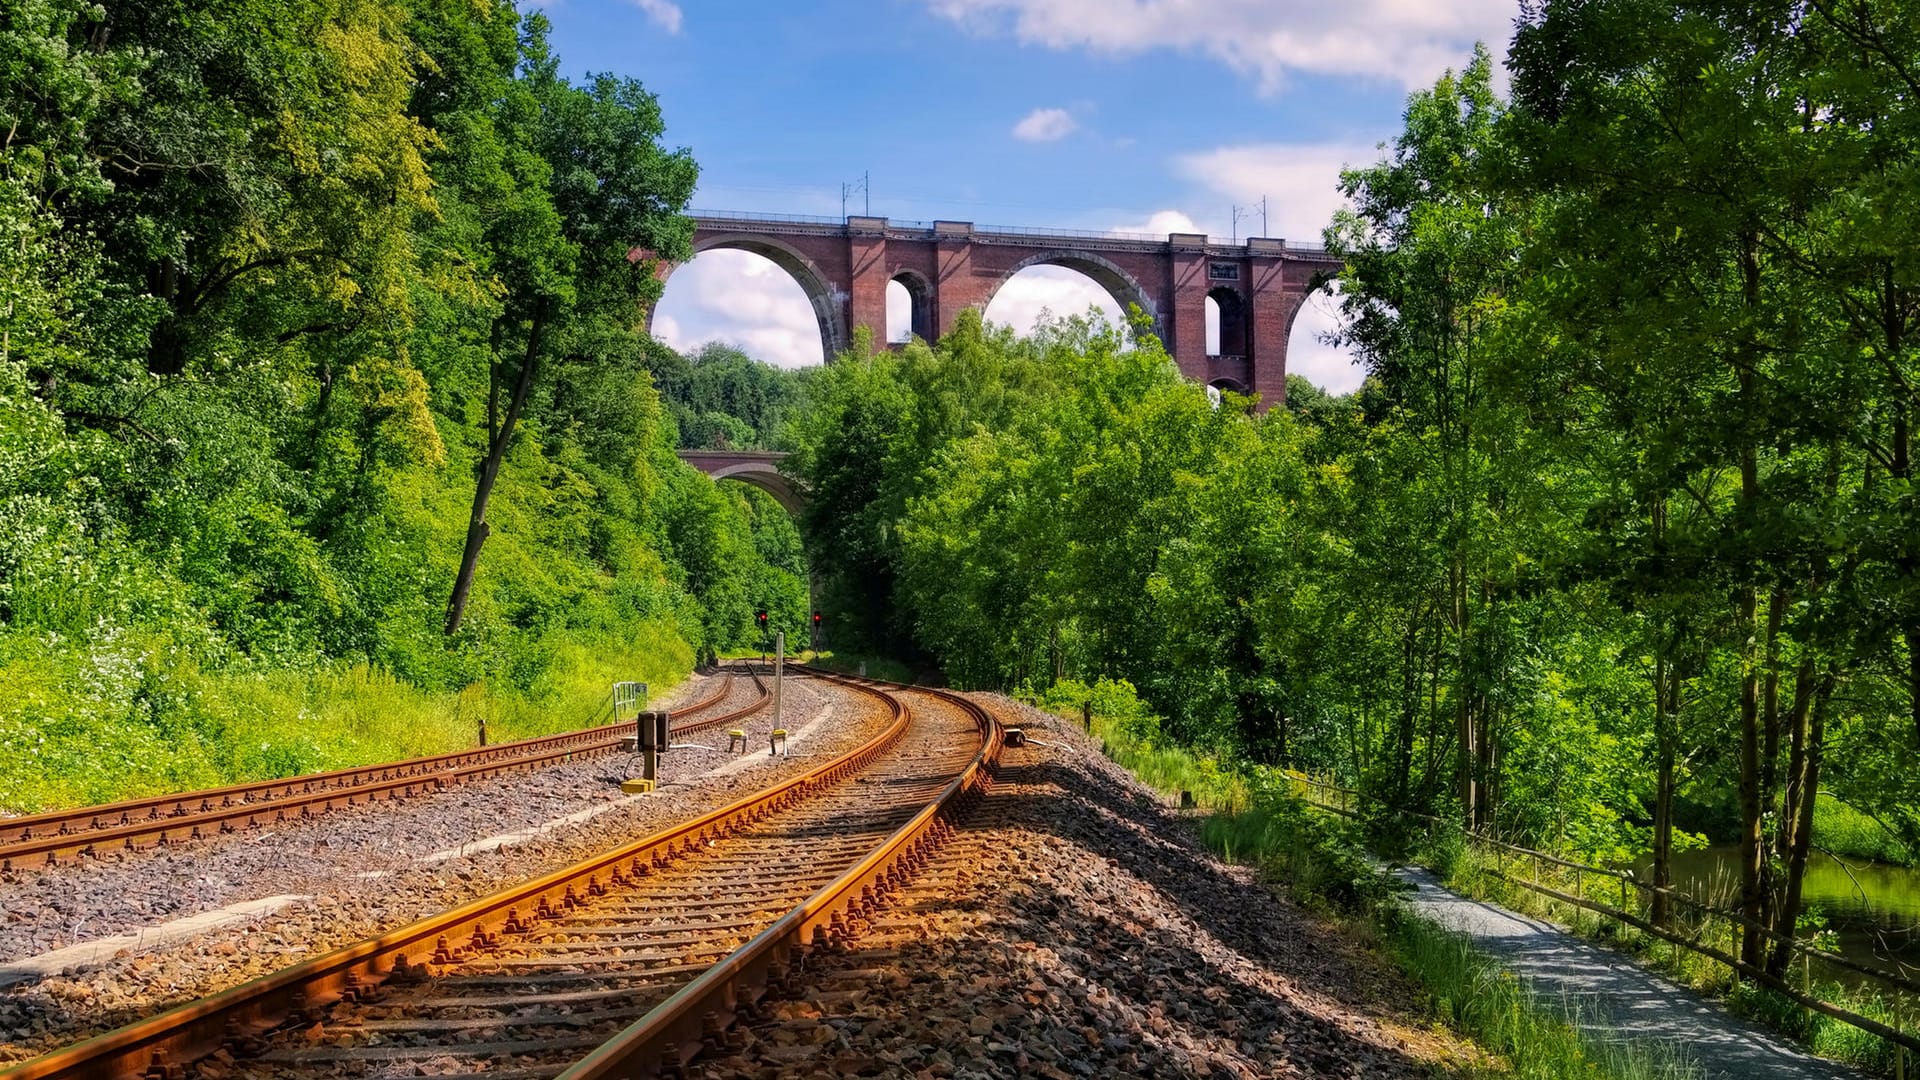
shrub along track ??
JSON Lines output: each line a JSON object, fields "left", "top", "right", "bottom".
{"left": 0, "top": 669, "right": 1001, "bottom": 1080}
{"left": 0, "top": 668, "right": 771, "bottom": 872}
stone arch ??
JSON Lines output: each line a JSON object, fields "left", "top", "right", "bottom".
{"left": 985, "top": 250, "right": 1159, "bottom": 332}
{"left": 651, "top": 234, "right": 846, "bottom": 362}
{"left": 705, "top": 460, "right": 804, "bottom": 516}
{"left": 888, "top": 269, "right": 934, "bottom": 344}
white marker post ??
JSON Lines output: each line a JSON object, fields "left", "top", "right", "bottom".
{"left": 774, "top": 631, "right": 784, "bottom": 731}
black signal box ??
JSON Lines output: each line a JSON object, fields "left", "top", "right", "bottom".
{"left": 637, "top": 710, "right": 671, "bottom": 751}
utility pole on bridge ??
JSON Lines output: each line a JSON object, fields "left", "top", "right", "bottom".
{"left": 841, "top": 171, "right": 869, "bottom": 219}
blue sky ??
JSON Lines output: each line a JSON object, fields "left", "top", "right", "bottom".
{"left": 537, "top": 0, "right": 1520, "bottom": 391}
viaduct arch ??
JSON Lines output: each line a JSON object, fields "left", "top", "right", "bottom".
{"left": 643, "top": 213, "right": 1344, "bottom": 410}
{"left": 676, "top": 450, "right": 803, "bottom": 514}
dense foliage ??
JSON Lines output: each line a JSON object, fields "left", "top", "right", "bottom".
{"left": 0, "top": 0, "right": 802, "bottom": 810}
{"left": 786, "top": 5, "right": 1920, "bottom": 983}
{"left": 651, "top": 342, "right": 810, "bottom": 451}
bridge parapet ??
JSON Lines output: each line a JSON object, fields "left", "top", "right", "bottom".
{"left": 682, "top": 210, "right": 1334, "bottom": 258}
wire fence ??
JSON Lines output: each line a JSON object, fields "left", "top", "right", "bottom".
{"left": 687, "top": 209, "right": 844, "bottom": 226}
{"left": 973, "top": 222, "right": 1167, "bottom": 242}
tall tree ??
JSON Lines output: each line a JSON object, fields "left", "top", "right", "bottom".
{"left": 442, "top": 18, "right": 696, "bottom": 635}
{"left": 1330, "top": 46, "right": 1531, "bottom": 829}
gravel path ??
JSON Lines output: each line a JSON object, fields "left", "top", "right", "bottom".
{"left": 0, "top": 669, "right": 887, "bottom": 1065}
{"left": 1399, "top": 868, "right": 1868, "bottom": 1080}
{"left": 697, "top": 692, "right": 1481, "bottom": 1080}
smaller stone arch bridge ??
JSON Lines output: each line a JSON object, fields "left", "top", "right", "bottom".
{"left": 678, "top": 450, "right": 802, "bottom": 513}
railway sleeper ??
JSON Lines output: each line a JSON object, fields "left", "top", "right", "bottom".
{"left": 335, "top": 1002, "right": 662, "bottom": 1034}
{"left": 259, "top": 1031, "right": 611, "bottom": 1065}
{"left": 14, "top": 672, "right": 976, "bottom": 1080}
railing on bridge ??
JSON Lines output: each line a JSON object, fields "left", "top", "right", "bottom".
{"left": 972, "top": 222, "right": 1166, "bottom": 243}
{"left": 687, "top": 209, "right": 845, "bottom": 227}
{"left": 688, "top": 209, "right": 1333, "bottom": 254}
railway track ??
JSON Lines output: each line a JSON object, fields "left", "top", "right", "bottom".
{"left": 0, "top": 668, "right": 1000, "bottom": 1080}
{"left": 0, "top": 667, "right": 771, "bottom": 871}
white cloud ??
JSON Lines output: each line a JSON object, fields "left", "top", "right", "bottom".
{"left": 1287, "top": 287, "right": 1363, "bottom": 394}
{"left": 886, "top": 280, "right": 913, "bottom": 343}
{"left": 1168, "top": 143, "right": 1371, "bottom": 390}
{"left": 651, "top": 250, "right": 825, "bottom": 369}
{"left": 1012, "top": 106, "right": 1078, "bottom": 143}
{"left": 928, "top": 0, "right": 1511, "bottom": 92}
{"left": 633, "top": 0, "right": 683, "bottom": 33}
{"left": 1109, "top": 209, "right": 1202, "bottom": 236}
{"left": 1175, "top": 141, "right": 1377, "bottom": 244}
{"left": 983, "top": 266, "right": 1123, "bottom": 336}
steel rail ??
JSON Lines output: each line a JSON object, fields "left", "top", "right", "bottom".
{"left": 559, "top": 669, "right": 1003, "bottom": 1079}
{"left": 0, "top": 667, "right": 914, "bottom": 1080}
{"left": 0, "top": 669, "right": 761, "bottom": 870}
{"left": 666, "top": 666, "right": 771, "bottom": 738}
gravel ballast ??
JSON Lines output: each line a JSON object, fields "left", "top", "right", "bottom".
{"left": 2, "top": 680, "right": 1476, "bottom": 1078}
{"left": 0, "top": 669, "right": 887, "bottom": 1064}
{"left": 695, "top": 691, "right": 1475, "bottom": 1080}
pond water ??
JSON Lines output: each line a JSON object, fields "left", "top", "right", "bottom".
{"left": 1652, "top": 846, "right": 1920, "bottom": 986}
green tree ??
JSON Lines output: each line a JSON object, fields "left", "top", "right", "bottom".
{"left": 1329, "top": 46, "right": 1536, "bottom": 830}
{"left": 442, "top": 18, "right": 697, "bottom": 634}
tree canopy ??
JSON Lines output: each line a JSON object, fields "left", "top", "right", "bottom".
{"left": 0, "top": 0, "right": 801, "bottom": 809}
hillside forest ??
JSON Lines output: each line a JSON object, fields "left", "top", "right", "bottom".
{"left": 0, "top": 0, "right": 807, "bottom": 811}
{"left": 3, "top": 0, "right": 1918, "bottom": 993}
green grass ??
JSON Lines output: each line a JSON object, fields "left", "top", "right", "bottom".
{"left": 794, "top": 649, "right": 916, "bottom": 685}
{"left": 1437, "top": 843, "right": 1917, "bottom": 1076}
{"left": 1814, "top": 797, "right": 1915, "bottom": 866}
{"left": 1726, "top": 981, "right": 1911, "bottom": 1073}
{"left": 1387, "top": 913, "right": 1699, "bottom": 1080}
{"left": 0, "top": 620, "right": 692, "bottom": 814}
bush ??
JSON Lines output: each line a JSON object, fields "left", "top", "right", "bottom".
{"left": 1813, "top": 798, "right": 1915, "bottom": 866}
{"left": 1201, "top": 794, "right": 1403, "bottom": 914}
{"left": 0, "top": 618, "right": 692, "bottom": 814}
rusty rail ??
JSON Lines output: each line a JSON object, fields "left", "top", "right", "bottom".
{"left": 668, "top": 665, "right": 771, "bottom": 738}
{"left": 0, "top": 666, "right": 929, "bottom": 1080}
{"left": 559, "top": 669, "right": 1002, "bottom": 1079}
{"left": 0, "top": 669, "right": 753, "bottom": 869}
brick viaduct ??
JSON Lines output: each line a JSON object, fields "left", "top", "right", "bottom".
{"left": 644, "top": 213, "right": 1344, "bottom": 409}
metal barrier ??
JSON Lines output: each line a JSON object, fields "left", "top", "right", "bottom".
{"left": 612, "top": 680, "right": 646, "bottom": 723}
{"left": 686, "top": 210, "right": 1334, "bottom": 252}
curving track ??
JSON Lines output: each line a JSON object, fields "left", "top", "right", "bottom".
{"left": 0, "top": 667, "right": 771, "bottom": 871}
{"left": 0, "top": 668, "right": 1001, "bottom": 1080}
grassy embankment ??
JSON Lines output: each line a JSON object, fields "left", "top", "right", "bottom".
{"left": 1426, "top": 839, "right": 1914, "bottom": 1075}
{"left": 1027, "top": 678, "right": 1699, "bottom": 1080}
{"left": 1812, "top": 798, "right": 1916, "bottom": 866}
{"left": 0, "top": 624, "right": 692, "bottom": 815}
